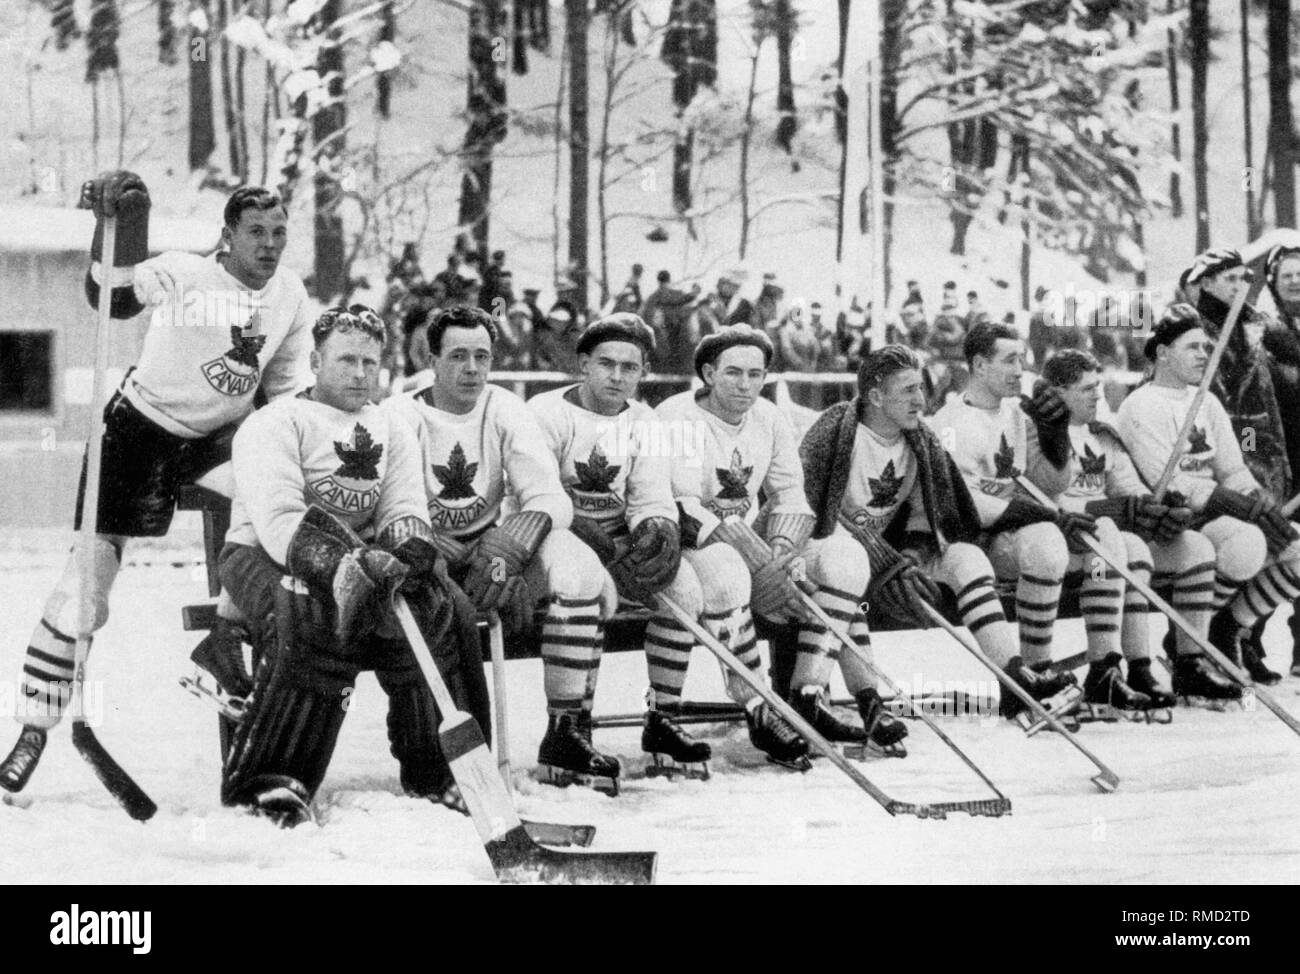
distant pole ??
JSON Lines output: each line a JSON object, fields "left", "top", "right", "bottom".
{"left": 867, "top": 0, "right": 886, "bottom": 352}
{"left": 1241, "top": 0, "right": 1257, "bottom": 240}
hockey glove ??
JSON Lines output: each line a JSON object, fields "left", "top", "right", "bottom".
{"left": 79, "top": 170, "right": 151, "bottom": 268}
{"left": 462, "top": 511, "right": 551, "bottom": 627}
{"left": 610, "top": 516, "right": 680, "bottom": 604}
{"left": 1205, "top": 487, "right": 1298, "bottom": 554}
{"left": 712, "top": 516, "right": 814, "bottom": 623}
{"left": 989, "top": 496, "right": 1059, "bottom": 533}
{"left": 1055, "top": 508, "right": 1098, "bottom": 552}
{"left": 869, "top": 550, "right": 941, "bottom": 628}
{"left": 379, "top": 515, "right": 445, "bottom": 593}
{"left": 1021, "top": 383, "right": 1071, "bottom": 469}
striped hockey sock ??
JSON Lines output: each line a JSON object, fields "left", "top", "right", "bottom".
{"left": 582, "top": 621, "right": 605, "bottom": 715}
{"left": 1230, "top": 559, "right": 1300, "bottom": 633}
{"left": 1211, "top": 571, "right": 1241, "bottom": 612}
{"left": 1120, "top": 555, "right": 1154, "bottom": 662}
{"left": 540, "top": 596, "right": 601, "bottom": 715}
{"left": 1080, "top": 562, "right": 1124, "bottom": 663}
{"left": 706, "top": 609, "right": 762, "bottom": 706}
{"left": 644, "top": 614, "right": 694, "bottom": 708}
{"left": 956, "top": 575, "right": 1018, "bottom": 669}
{"left": 836, "top": 614, "right": 875, "bottom": 696}
{"left": 1015, "top": 572, "right": 1061, "bottom": 667}
{"left": 792, "top": 584, "right": 857, "bottom": 690}
{"left": 1156, "top": 557, "right": 1215, "bottom": 657}
{"left": 18, "top": 620, "right": 77, "bottom": 731}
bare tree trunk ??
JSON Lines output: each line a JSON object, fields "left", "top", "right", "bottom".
{"left": 553, "top": 29, "right": 568, "bottom": 287}
{"left": 457, "top": 1, "right": 508, "bottom": 262}
{"left": 566, "top": 0, "right": 590, "bottom": 310}
{"left": 158, "top": 0, "right": 178, "bottom": 64}
{"left": 662, "top": 1, "right": 718, "bottom": 215}
{"left": 261, "top": 0, "right": 274, "bottom": 184}
{"left": 1241, "top": 0, "right": 1257, "bottom": 239}
{"left": 313, "top": 0, "right": 347, "bottom": 302}
{"left": 378, "top": 1, "right": 396, "bottom": 119}
{"left": 598, "top": 20, "right": 618, "bottom": 306}
{"left": 189, "top": 1, "right": 216, "bottom": 171}
{"left": 1190, "top": 0, "right": 1210, "bottom": 252}
{"left": 234, "top": 1, "right": 249, "bottom": 181}
{"left": 51, "top": 0, "right": 79, "bottom": 50}
{"left": 1268, "top": 0, "right": 1296, "bottom": 228}
{"left": 774, "top": 0, "right": 796, "bottom": 154}
{"left": 1166, "top": 0, "right": 1183, "bottom": 219}
{"left": 739, "top": 48, "right": 760, "bottom": 258}
{"left": 880, "top": 0, "right": 904, "bottom": 305}
{"left": 217, "top": 0, "right": 241, "bottom": 178}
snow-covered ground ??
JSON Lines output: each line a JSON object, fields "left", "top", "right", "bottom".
{"left": 2, "top": 521, "right": 1298, "bottom": 885}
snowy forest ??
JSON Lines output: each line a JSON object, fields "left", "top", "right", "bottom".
{"left": 1, "top": 0, "right": 1298, "bottom": 333}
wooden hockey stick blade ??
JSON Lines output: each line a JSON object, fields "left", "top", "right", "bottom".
{"left": 522, "top": 820, "right": 596, "bottom": 848}
{"left": 920, "top": 604, "right": 1119, "bottom": 793}
{"left": 795, "top": 593, "right": 1012, "bottom": 815}
{"left": 1014, "top": 476, "right": 1300, "bottom": 741}
{"left": 654, "top": 594, "right": 971, "bottom": 818}
{"left": 71, "top": 721, "right": 157, "bottom": 822}
{"left": 394, "top": 597, "right": 655, "bottom": 883}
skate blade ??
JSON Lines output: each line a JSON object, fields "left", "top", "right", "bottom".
{"left": 537, "top": 764, "right": 621, "bottom": 797}
{"left": 1176, "top": 693, "right": 1242, "bottom": 713}
{"left": 522, "top": 820, "right": 597, "bottom": 848}
{"left": 179, "top": 672, "right": 246, "bottom": 722}
{"left": 764, "top": 754, "right": 813, "bottom": 773}
{"left": 253, "top": 788, "right": 317, "bottom": 829}
{"left": 1015, "top": 686, "right": 1083, "bottom": 736}
{"left": 644, "top": 754, "right": 711, "bottom": 781}
{"left": 842, "top": 740, "right": 907, "bottom": 760}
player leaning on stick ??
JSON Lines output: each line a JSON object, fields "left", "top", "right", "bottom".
{"left": 529, "top": 314, "right": 719, "bottom": 775}
{"left": 1117, "top": 305, "right": 1300, "bottom": 701}
{"left": 1036, "top": 349, "right": 1200, "bottom": 714}
{"left": 799, "top": 344, "right": 1067, "bottom": 723}
{"left": 929, "top": 321, "right": 1094, "bottom": 699}
{"left": 0, "top": 174, "right": 314, "bottom": 794}
{"left": 382, "top": 306, "right": 619, "bottom": 789}
{"left": 655, "top": 325, "right": 904, "bottom": 764}
{"left": 217, "top": 306, "right": 487, "bottom": 824}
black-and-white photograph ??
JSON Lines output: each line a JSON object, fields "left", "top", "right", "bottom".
{"left": 0, "top": 0, "right": 1296, "bottom": 896}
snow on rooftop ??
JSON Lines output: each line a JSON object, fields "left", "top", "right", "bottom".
{"left": 0, "top": 206, "right": 219, "bottom": 256}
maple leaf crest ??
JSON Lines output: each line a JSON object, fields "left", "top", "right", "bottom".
{"left": 1080, "top": 443, "right": 1107, "bottom": 476}
{"left": 867, "top": 459, "right": 904, "bottom": 509}
{"left": 226, "top": 312, "right": 267, "bottom": 369}
{"left": 433, "top": 442, "right": 479, "bottom": 500}
{"left": 715, "top": 448, "right": 752, "bottom": 500}
{"left": 333, "top": 424, "right": 383, "bottom": 481}
{"left": 1187, "top": 425, "right": 1210, "bottom": 454}
{"left": 993, "top": 433, "right": 1021, "bottom": 479}
{"left": 574, "top": 445, "right": 620, "bottom": 493}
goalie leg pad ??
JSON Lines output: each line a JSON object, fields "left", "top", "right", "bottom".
{"left": 221, "top": 584, "right": 356, "bottom": 808}
{"left": 374, "top": 664, "right": 450, "bottom": 796}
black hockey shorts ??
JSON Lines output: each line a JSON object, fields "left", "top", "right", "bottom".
{"left": 74, "top": 391, "right": 237, "bottom": 537}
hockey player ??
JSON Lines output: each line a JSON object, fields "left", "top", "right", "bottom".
{"left": 0, "top": 175, "right": 314, "bottom": 793}
{"left": 655, "top": 325, "right": 905, "bottom": 762}
{"left": 1038, "top": 349, "right": 1205, "bottom": 716}
{"left": 1117, "top": 305, "right": 1300, "bottom": 701}
{"left": 929, "top": 321, "right": 1094, "bottom": 699}
{"left": 528, "top": 313, "right": 713, "bottom": 775}
{"left": 382, "top": 306, "right": 621, "bottom": 790}
{"left": 216, "top": 306, "right": 486, "bottom": 823}
{"left": 799, "top": 344, "right": 1070, "bottom": 723}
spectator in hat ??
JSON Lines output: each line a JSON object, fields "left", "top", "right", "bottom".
{"left": 522, "top": 286, "right": 547, "bottom": 336}
{"left": 612, "top": 263, "right": 645, "bottom": 314}
{"left": 534, "top": 304, "right": 582, "bottom": 373}
{"left": 640, "top": 270, "right": 699, "bottom": 372}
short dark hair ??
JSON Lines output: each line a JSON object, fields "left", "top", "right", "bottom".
{"left": 858, "top": 344, "right": 921, "bottom": 398}
{"left": 224, "top": 187, "right": 286, "bottom": 230}
{"left": 964, "top": 321, "right": 1019, "bottom": 366}
{"left": 1041, "top": 349, "right": 1101, "bottom": 389}
{"left": 427, "top": 305, "right": 497, "bottom": 355}
{"left": 657, "top": 270, "right": 671, "bottom": 283}
{"left": 312, "top": 305, "right": 386, "bottom": 348}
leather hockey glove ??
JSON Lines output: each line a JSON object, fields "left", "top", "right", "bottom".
{"left": 610, "top": 516, "right": 680, "bottom": 605}
{"left": 1021, "top": 383, "right": 1071, "bottom": 469}
{"left": 712, "top": 516, "right": 814, "bottom": 623}
{"left": 870, "top": 549, "right": 942, "bottom": 628}
{"left": 1055, "top": 508, "right": 1098, "bottom": 553}
{"left": 1205, "top": 487, "right": 1298, "bottom": 554}
{"left": 462, "top": 511, "right": 551, "bottom": 630}
{"left": 79, "top": 170, "right": 151, "bottom": 268}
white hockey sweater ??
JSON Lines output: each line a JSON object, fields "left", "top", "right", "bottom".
{"left": 840, "top": 424, "right": 927, "bottom": 536}
{"left": 384, "top": 383, "right": 572, "bottom": 540}
{"left": 98, "top": 251, "right": 313, "bottom": 438}
{"left": 1052, "top": 422, "right": 1147, "bottom": 513}
{"left": 529, "top": 385, "right": 677, "bottom": 535}
{"left": 1115, "top": 382, "right": 1258, "bottom": 512}
{"left": 655, "top": 389, "right": 811, "bottom": 544}
{"left": 928, "top": 394, "right": 1065, "bottom": 526}
{"left": 226, "top": 392, "right": 428, "bottom": 566}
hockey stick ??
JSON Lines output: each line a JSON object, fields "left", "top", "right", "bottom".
{"left": 487, "top": 613, "right": 511, "bottom": 790}
{"left": 655, "top": 594, "right": 1003, "bottom": 819}
{"left": 393, "top": 595, "right": 654, "bottom": 883}
{"left": 1016, "top": 477, "right": 1300, "bottom": 740}
{"left": 71, "top": 214, "right": 156, "bottom": 822}
{"left": 919, "top": 602, "right": 1119, "bottom": 793}
{"left": 1150, "top": 288, "right": 1248, "bottom": 500}
{"left": 788, "top": 592, "right": 1012, "bottom": 816}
